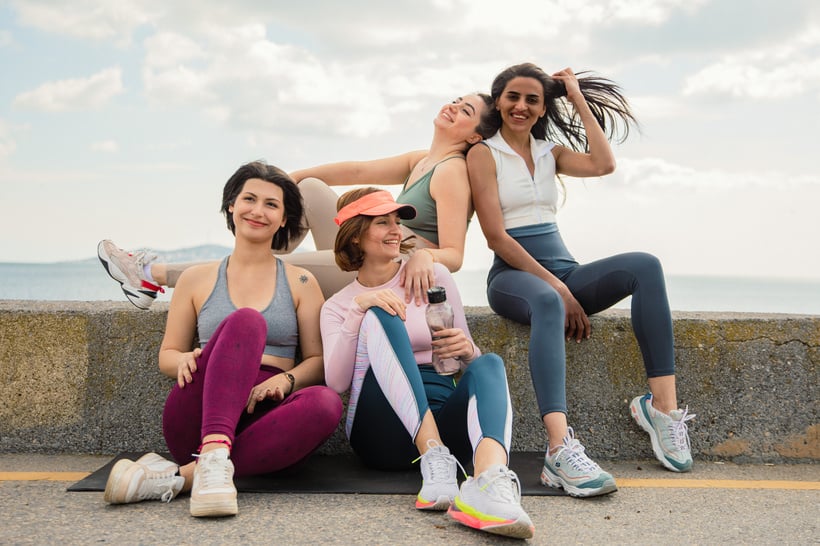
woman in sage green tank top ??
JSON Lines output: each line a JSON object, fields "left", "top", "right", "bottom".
{"left": 98, "top": 94, "right": 497, "bottom": 307}
{"left": 289, "top": 93, "right": 497, "bottom": 304}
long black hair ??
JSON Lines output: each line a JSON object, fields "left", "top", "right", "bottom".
{"left": 485, "top": 62, "right": 638, "bottom": 150}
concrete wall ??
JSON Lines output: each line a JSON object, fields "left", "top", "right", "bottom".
{"left": 0, "top": 301, "right": 817, "bottom": 463}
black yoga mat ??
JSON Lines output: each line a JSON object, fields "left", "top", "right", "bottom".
{"left": 68, "top": 451, "right": 565, "bottom": 496}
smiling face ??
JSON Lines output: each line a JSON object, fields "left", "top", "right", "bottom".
{"left": 357, "top": 211, "right": 404, "bottom": 263}
{"left": 228, "top": 178, "right": 286, "bottom": 244}
{"left": 495, "top": 76, "right": 547, "bottom": 136}
{"left": 433, "top": 94, "right": 486, "bottom": 146}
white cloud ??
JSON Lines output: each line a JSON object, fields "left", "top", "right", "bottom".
{"left": 613, "top": 157, "right": 820, "bottom": 190}
{"left": 143, "top": 31, "right": 207, "bottom": 68}
{"left": 683, "top": 25, "right": 820, "bottom": 99}
{"left": 439, "top": 0, "right": 702, "bottom": 35}
{"left": 13, "top": 67, "right": 125, "bottom": 112}
{"left": 629, "top": 95, "right": 690, "bottom": 119}
{"left": 683, "top": 60, "right": 819, "bottom": 99}
{"left": 90, "top": 140, "right": 119, "bottom": 153}
{"left": 142, "top": 62, "right": 215, "bottom": 105}
{"left": 141, "top": 24, "right": 395, "bottom": 137}
{"left": 9, "top": 1, "right": 718, "bottom": 142}
{"left": 12, "top": 0, "right": 156, "bottom": 43}
{"left": 606, "top": 0, "right": 708, "bottom": 24}
{"left": 122, "top": 0, "right": 718, "bottom": 141}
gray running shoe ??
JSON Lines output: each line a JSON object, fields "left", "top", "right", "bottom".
{"left": 541, "top": 427, "right": 617, "bottom": 497}
{"left": 630, "top": 393, "right": 695, "bottom": 472}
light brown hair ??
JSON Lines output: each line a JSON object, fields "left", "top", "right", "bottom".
{"left": 333, "top": 187, "right": 415, "bottom": 272}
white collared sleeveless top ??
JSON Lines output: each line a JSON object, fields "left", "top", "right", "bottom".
{"left": 483, "top": 131, "right": 558, "bottom": 230}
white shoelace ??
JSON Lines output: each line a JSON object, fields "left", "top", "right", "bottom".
{"left": 158, "top": 482, "right": 177, "bottom": 503}
{"left": 419, "top": 439, "right": 466, "bottom": 482}
{"left": 669, "top": 407, "right": 696, "bottom": 451}
{"left": 193, "top": 452, "right": 233, "bottom": 491}
{"left": 559, "top": 427, "right": 600, "bottom": 472}
{"left": 480, "top": 467, "right": 522, "bottom": 504}
{"left": 140, "top": 472, "right": 179, "bottom": 503}
{"left": 131, "top": 250, "right": 157, "bottom": 270}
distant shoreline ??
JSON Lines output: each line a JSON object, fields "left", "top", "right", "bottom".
{"left": 2, "top": 260, "right": 819, "bottom": 315}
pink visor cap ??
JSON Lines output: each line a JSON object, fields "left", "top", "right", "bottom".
{"left": 334, "top": 191, "right": 417, "bottom": 226}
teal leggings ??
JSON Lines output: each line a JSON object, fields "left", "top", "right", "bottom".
{"left": 487, "top": 224, "right": 675, "bottom": 417}
{"left": 347, "top": 308, "right": 512, "bottom": 471}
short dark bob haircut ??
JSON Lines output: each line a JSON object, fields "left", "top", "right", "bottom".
{"left": 220, "top": 161, "right": 305, "bottom": 251}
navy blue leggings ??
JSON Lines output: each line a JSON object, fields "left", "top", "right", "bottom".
{"left": 348, "top": 308, "right": 512, "bottom": 471}
{"left": 487, "top": 225, "right": 675, "bottom": 417}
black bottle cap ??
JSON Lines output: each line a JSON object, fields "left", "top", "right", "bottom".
{"left": 427, "top": 286, "right": 447, "bottom": 303}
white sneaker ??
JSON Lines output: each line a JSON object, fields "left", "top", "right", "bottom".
{"left": 189, "top": 448, "right": 238, "bottom": 517}
{"left": 97, "top": 239, "right": 163, "bottom": 310}
{"left": 415, "top": 439, "right": 462, "bottom": 511}
{"left": 448, "top": 464, "right": 535, "bottom": 539}
{"left": 104, "top": 452, "right": 184, "bottom": 504}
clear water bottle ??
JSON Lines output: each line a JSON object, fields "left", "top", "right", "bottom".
{"left": 426, "top": 286, "right": 460, "bottom": 375}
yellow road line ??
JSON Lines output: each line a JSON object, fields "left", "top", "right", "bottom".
{"left": 0, "top": 472, "right": 90, "bottom": 482}
{"left": 617, "top": 478, "right": 820, "bottom": 490}
{"left": 1, "top": 472, "right": 818, "bottom": 491}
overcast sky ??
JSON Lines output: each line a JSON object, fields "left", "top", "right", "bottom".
{"left": 1, "top": 0, "right": 819, "bottom": 281}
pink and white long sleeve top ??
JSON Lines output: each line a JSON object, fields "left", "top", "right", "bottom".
{"left": 320, "top": 261, "right": 481, "bottom": 394}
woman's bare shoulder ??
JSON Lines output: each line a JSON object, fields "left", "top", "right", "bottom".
{"left": 282, "top": 262, "right": 320, "bottom": 293}
{"left": 176, "top": 260, "right": 220, "bottom": 291}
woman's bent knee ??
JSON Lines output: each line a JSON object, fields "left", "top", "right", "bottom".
{"left": 465, "top": 353, "right": 506, "bottom": 381}
{"left": 531, "top": 287, "right": 565, "bottom": 317}
{"left": 225, "top": 308, "right": 266, "bottom": 337}
{"left": 297, "top": 386, "right": 344, "bottom": 432}
{"left": 631, "top": 252, "right": 663, "bottom": 276}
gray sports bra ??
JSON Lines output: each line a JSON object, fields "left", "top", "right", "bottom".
{"left": 197, "top": 256, "right": 298, "bottom": 359}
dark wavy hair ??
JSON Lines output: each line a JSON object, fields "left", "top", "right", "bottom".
{"left": 473, "top": 92, "right": 497, "bottom": 140}
{"left": 333, "top": 187, "right": 415, "bottom": 272}
{"left": 480, "top": 62, "right": 638, "bottom": 150}
{"left": 220, "top": 161, "right": 306, "bottom": 251}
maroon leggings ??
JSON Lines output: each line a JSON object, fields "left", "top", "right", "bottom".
{"left": 162, "top": 308, "right": 343, "bottom": 477}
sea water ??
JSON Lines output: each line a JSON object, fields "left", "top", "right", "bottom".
{"left": 1, "top": 260, "right": 819, "bottom": 315}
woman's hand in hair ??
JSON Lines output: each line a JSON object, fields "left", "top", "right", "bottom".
{"left": 551, "top": 67, "right": 582, "bottom": 104}
{"left": 354, "top": 289, "right": 407, "bottom": 321}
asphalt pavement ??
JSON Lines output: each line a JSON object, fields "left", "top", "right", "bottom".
{"left": 1, "top": 454, "right": 818, "bottom": 545}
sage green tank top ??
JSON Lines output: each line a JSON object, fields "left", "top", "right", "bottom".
{"left": 396, "top": 156, "right": 461, "bottom": 246}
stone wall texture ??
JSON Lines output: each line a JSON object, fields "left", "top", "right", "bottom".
{"left": 0, "top": 301, "right": 817, "bottom": 462}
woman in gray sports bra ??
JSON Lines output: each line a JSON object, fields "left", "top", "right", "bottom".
{"left": 103, "top": 161, "right": 343, "bottom": 518}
